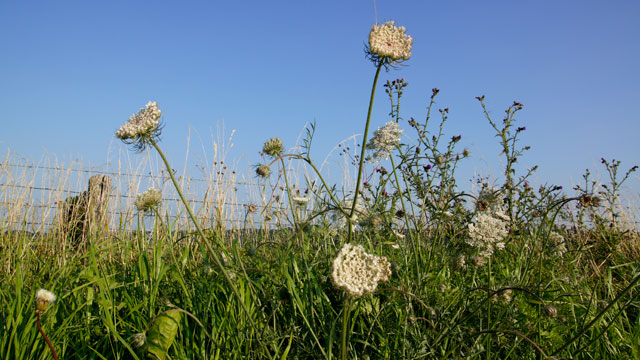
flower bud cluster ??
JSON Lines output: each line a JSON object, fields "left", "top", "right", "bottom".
{"left": 367, "top": 121, "right": 403, "bottom": 160}
{"left": 331, "top": 243, "right": 392, "bottom": 297}
{"left": 368, "top": 21, "right": 413, "bottom": 62}
{"left": 116, "top": 101, "right": 162, "bottom": 141}
{"left": 262, "top": 137, "right": 284, "bottom": 158}
{"left": 135, "top": 187, "right": 162, "bottom": 212}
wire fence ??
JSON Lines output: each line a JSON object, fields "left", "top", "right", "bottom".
{"left": 0, "top": 160, "right": 296, "bottom": 233}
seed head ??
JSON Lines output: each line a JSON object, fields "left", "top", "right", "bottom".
{"left": 255, "top": 164, "right": 271, "bottom": 178}
{"left": 130, "top": 332, "right": 146, "bottom": 349}
{"left": 543, "top": 304, "right": 558, "bottom": 318}
{"left": 35, "top": 289, "right": 56, "bottom": 314}
{"left": 579, "top": 194, "right": 600, "bottom": 208}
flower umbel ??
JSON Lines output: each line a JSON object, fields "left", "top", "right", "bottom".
{"left": 255, "top": 164, "right": 271, "bottom": 178}
{"left": 367, "top": 21, "right": 413, "bottom": 67}
{"left": 331, "top": 243, "right": 391, "bottom": 297}
{"left": 466, "top": 211, "right": 509, "bottom": 258}
{"left": 367, "top": 121, "right": 403, "bottom": 160}
{"left": 116, "top": 101, "right": 163, "bottom": 151}
{"left": 35, "top": 289, "right": 56, "bottom": 314}
{"left": 135, "top": 188, "right": 162, "bottom": 212}
{"left": 262, "top": 137, "right": 284, "bottom": 158}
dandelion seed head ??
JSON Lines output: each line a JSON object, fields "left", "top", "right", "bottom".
{"left": 35, "top": 288, "right": 56, "bottom": 313}
{"left": 331, "top": 243, "right": 391, "bottom": 297}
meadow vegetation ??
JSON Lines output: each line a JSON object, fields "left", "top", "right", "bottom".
{"left": 1, "top": 21, "right": 640, "bottom": 359}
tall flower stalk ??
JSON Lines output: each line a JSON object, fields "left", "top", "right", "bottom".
{"left": 35, "top": 289, "right": 59, "bottom": 360}
{"left": 350, "top": 21, "right": 413, "bottom": 243}
{"left": 331, "top": 244, "right": 391, "bottom": 360}
{"left": 116, "top": 102, "right": 260, "bottom": 333}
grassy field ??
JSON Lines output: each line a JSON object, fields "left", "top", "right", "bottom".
{"left": 2, "top": 21, "right": 640, "bottom": 360}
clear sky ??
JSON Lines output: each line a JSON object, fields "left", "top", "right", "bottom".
{"left": 1, "top": 0, "right": 639, "bottom": 201}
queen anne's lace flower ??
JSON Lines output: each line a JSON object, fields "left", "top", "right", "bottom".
{"left": 331, "top": 244, "right": 391, "bottom": 297}
{"left": 262, "top": 137, "right": 284, "bottom": 158}
{"left": 368, "top": 21, "right": 413, "bottom": 62}
{"left": 467, "top": 211, "right": 509, "bottom": 258}
{"left": 367, "top": 121, "right": 403, "bottom": 160}
{"left": 548, "top": 231, "right": 567, "bottom": 257}
{"left": 35, "top": 289, "right": 56, "bottom": 313}
{"left": 116, "top": 101, "right": 161, "bottom": 140}
{"left": 293, "top": 196, "right": 310, "bottom": 206}
{"left": 135, "top": 188, "right": 162, "bottom": 212}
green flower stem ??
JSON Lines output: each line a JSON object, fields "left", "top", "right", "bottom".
{"left": 280, "top": 157, "right": 299, "bottom": 230}
{"left": 349, "top": 62, "right": 384, "bottom": 243}
{"left": 340, "top": 296, "right": 353, "bottom": 360}
{"left": 389, "top": 154, "right": 421, "bottom": 276}
{"left": 269, "top": 154, "right": 349, "bottom": 220}
{"left": 149, "top": 139, "right": 260, "bottom": 332}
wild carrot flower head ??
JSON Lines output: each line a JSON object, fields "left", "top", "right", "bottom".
{"left": 331, "top": 243, "right": 391, "bottom": 297}
{"left": 466, "top": 211, "right": 509, "bottom": 258}
{"left": 367, "top": 21, "right": 413, "bottom": 67}
{"left": 367, "top": 121, "right": 403, "bottom": 160}
{"left": 255, "top": 164, "right": 271, "bottom": 178}
{"left": 262, "top": 137, "right": 284, "bottom": 158}
{"left": 35, "top": 289, "right": 56, "bottom": 314}
{"left": 134, "top": 188, "right": 162, "bottom": 212}
{"left": 293, "top": 196, "right": 310, "bottom": 207}
{"left": 116, "top": 101, "right": 163, "bottom": 151}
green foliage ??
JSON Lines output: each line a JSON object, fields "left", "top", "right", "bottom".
{"left": 145, "top": 310, "right": 182, "bottom": 360}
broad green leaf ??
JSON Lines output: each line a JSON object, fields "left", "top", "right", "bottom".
{"left": 146, "top": 310, "right": 182, "bottom": 360}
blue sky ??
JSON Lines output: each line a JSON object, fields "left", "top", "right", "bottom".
{"left": 1, "top": 0, "right": 639, "bottom": 199}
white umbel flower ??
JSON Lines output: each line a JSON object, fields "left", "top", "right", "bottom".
{"left": 368, "top": 21, "right": 413, "bottom": 62}
{"left": 116, "top": 101, "right": 162, "bottom": 150}
{"left": 467, "top": 211, "right": 509, "bottom": 258}
{"left": 292, "top": 196, "right": 310, "bottom": 207}
{"left": 135, "top": 187, "right": 162, "bottom": 212}
{"left": 35, "top": 289, "right": 56, "bottom": 313}
{"left": 331, "top": 243, "right": 392, "bottom": 297}
{"left": 367, "top": 121, "right": 403, "bottom": 160}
